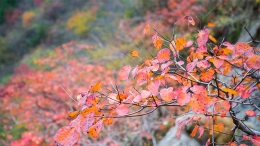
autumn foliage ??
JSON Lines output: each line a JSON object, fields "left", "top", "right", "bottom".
{"left": 54, "top": 15, "right": 260, "bottom": 146}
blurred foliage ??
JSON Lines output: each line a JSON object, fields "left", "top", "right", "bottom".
{"left": 67, "top": 11, "right": 96, "bottom": 36}
{"left": 0, "top": 0, "right": 18, "bottom": 24}
{"left": 22, "top": 10, "right": 36, "bottom": 27}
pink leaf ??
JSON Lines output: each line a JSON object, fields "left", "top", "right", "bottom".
{"left": 211, "top": 58, "right": 224, "bottom": 68}
{"left": 160, "top": 87, "right": 174, "bottom": 102}
{"left": 241, "top": 91, "right": 250, "bottom": 99}
{"left": 141, "top": 90, "right": 151, "bottom": 99}
{"left": 81, "top": 113, "right": 94, "bottom": 132}
{"left": 116, "top": 104, "right": 129, "bottom": 116}
{"left": 197, "top": 28, "right": 209, "bottom": 47}
{"left": 190, "top": 85, "right": 207, "bottom": 95}
{"left": 175, "top": 126, "right": 183, "bottom": 139}
{"left": 118, "top": 65, "right": 131, "bottom": 81}
{"left": 137, "top": 71, "right": 148, "bottom": 85}
{"left": 157, "top": 48, "right": 171, "bottom": 63}
{"left": 184, "top": 15, "right": 195, "bottom": 25}
{"left": 245, "top": 110, "right": 256, "bottom": 117}
{"left": 196, "top": 45, "right": 207, "bottom": 53}
{"left": 54, "top": 126, "right": 79, "bottom": 146}
{"left": 185, "top": 40, "right": 193, "bottom": 47}
{"left": 133, "top": 95, "right": 142, "bottom": 103}
{"left": 197, "top": 60, "right": 210, "bottom": 69}
{"left": 205, "top": 138, "right": 211, "bottom": 146}
{"left": 131, "top": 65, "right": 138, "bottom": 79}
{"left": 186, "top": 59, "right": 198, "bottom": 72}
{"left": 147, "top": 79, "right": 160, "bottom": 96}
{"left": 198, "top": 126, "right": 204, "bottom": 139}
{"left": 108, "top": 93, "right": 118, "bottom": 104}
{"left": 165, "top": 74, "right": 178, "bottom": 81}
{"left": 176, "top": 61, "right": 184, "bottom": 66}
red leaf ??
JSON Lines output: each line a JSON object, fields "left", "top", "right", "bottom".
{"left": 157, "top": 48, "right": 171, "bottom": 63}
{"left": 54, "top": 126, "right": 79, "bottom": 146}
{"left": 116, "top": 104, "right": 129, "bottom": 116}
{"left": 245, "top": 110, "right": 256, "bottom": 117}
{"left": 118, "top": 65, "right": 131, "bottom": 81}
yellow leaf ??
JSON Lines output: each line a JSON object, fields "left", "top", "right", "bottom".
{"left": 222, "top": 87, "right": 239, "bottom": 95}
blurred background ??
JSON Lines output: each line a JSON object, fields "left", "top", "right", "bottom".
{"left": 0, "top": 0, "right": 259, "bottom": 145}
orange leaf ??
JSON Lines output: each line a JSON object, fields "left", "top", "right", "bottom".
{"left": 207, "top": 22, "right": 215, "bottom": 27}
{"left": 67, "top": 110, "right": 80, "bottom": 120}
{"left": 54, "top": 126, "right": 79, "bottom": 146}
{"left": 246, "top": 54, "right": 260, "bottom": 69}
{"left": 190, "top": 125, "right": 199, "bottom": 137}
{"left": 116, "top": 93, "right": 128, "bottom": 101}
{"left": 102, "top": 117, "right": 113, "bottom": 125}
{"left": 87, "top": 120, "right": 103, "bottom": 138}
{"left": 200, "top": 68, "right": 214, "bottom": 82}
{"left": 209, "top": 35, "right": 217, "bottom": 43}
{"left": 81, "top": 106, "right": 98, "bottom": 117}
{"left": 131, "top": 50, "right": 139, "bottom": 57}
{"left": 91, "top": 81, "right": 101, "bottom": 92}
{"left": 222, "top": 87, "right": 239, "bottom": 95}
{"left": 234, "top": 42, "right": 252, "bottom": 56}
{"left": 154, "top": 37, "right": 162, "bottom": 49}
{"left": 157, "top": 48, "right": 171, "bottom": 63}
{"left": 214, "top": 123, "right": 224, "bottom": 133}
{"left": 229, "top": 142, "right": 237, "bottom": 146}
{"left": 175, "top": 38, "right": 187, "bottom": 51}
{"left": 143, "top": 24, "right": 149, "bottom": 35}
